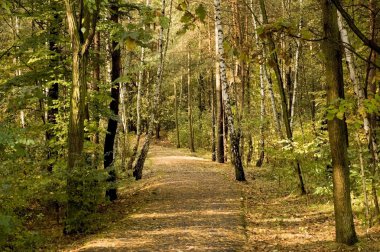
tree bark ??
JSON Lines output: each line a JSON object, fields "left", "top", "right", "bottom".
{"left": 188, "top": 50, "right": 195, "bottom": 152}
{"left": 133, "top": 0, "right": 166, "bottom": 180}
{"left": 175, "top": 79, "right": 180, "bottom": 148}
{"left": 367, "top": 0, "right": 380, "bottom": 222}
{"left": 215, "top": 25, "right": 225, "bottom": 163}
{"left": 338, "top": 12, "right": 372, "bottom": 225}
{"left": 46, "top": 2, "right": 61, "bottom": 172}
{"left": 103, "top": 1, "right": 120, "bottom": 201}
{"left": 64, "top": 0, "right": 100, "bottom": 234}
{"left": 259, "top": 0, "right": 305, "bottom": 194}
{"left": 320, "top": 0, "right": 357, "bottom": 244}
{"left": 252, "top": 12, "right": 265, "bottom": 167}
{"left": 211, "top": 70, "right": 216, "bottom": 161}
{"left": 290, "top": 0, "right": 303, "bottom": 130}
{"left": 214, "top": 0, "right": 245, "bottom": 181}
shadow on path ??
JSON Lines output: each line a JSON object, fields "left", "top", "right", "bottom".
{"left": 70, "top": 145, "right": 246, "bottom": 251}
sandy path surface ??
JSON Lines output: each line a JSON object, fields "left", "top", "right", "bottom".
{"left": 71, "top": 144, "right": 247, "bottom": 251}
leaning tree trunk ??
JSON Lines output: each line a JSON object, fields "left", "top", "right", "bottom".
{"left": 259, "top": 0, "right": 305, "bottom": 194}
{"left": 320, "top": 0, "right": 357, "bottom": 245}
{"left": 133, "top": 0, "right": 166, "bottom": 180}
{"left": 127, "top": 46, "right": 144, "bottom": 170}
{"left": 104, "top": 1, "right": 120, "bottom": 201}
{"left": 214, "top": 0, "right": 245, "bottom": 181}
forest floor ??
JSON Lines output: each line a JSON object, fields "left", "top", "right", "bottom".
{"left": 53, "top": 141, "right": 380, "bottom": 251}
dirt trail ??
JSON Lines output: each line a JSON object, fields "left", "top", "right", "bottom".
{"left": 61, "top": 143, "right": 380, "bottom": 252}
{"left": 69, "top": 144, "right": 247, "bottom": 251}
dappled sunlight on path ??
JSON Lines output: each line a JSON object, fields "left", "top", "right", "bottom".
{"left": 69, "top": 144, "right": 246, "bottom": 251}
{"left": 62, "top": 144, "right": 380, "bottom": 252}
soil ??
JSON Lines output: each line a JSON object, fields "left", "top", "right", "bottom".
{"left": 58, "top": 142, "right": 380, "bottom": 252}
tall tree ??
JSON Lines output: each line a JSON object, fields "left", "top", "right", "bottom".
{"left": 188, "top": 50, "right": 195, "bottom": 152}
{"left": 320, "top": 0, "right": 357, "bottom": 245}
{"left": 46, "top": 1, "right": 62, "bottom": 172}
{"left": 104, "top": 0, "right": 120, "bottom": 201}
{"left": 214, "top": 0, "right": 245, "bottom": 181}
{"left": 64, "top": 0, "right": 101, "bottom": 234}
{"left": 133, "top": 0, "right": 166, "bottom": 180}
{"left": 215, "top": 23, "right": 225, "bottom": 163}
{"left": 259, "top": 0, "right": 306, "bottom": 194}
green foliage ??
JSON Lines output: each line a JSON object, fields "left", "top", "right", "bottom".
{"left": 64, "top": 163, "right": 108, "bottom": 234}
{"left": 194, "top": 4, "right": 206, "bottom": 23}
{"left": 325, "top": 98, "right": 353, "bottom": 121}
{"left": 176, "top": 1, "right": 207, "bottom": 35}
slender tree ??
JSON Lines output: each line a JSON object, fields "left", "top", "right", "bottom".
{"left": 214, "top": 0, "right": 245, "bottom": 181}
{"left": 104, "top": 0, "right": 121, "bottom": 201}
{"left": 133, "top": 0, "right": 166, "bottom": 180}
{"left": 215, "top": 27, "right": 225, "bottom": 163}
{"left": 188, "top": 50, "right": 195, "bottom": 152}
{"left": 320, "top": 0, "right": 357, "bottom": 244}
{"left": 259, "top": 0, "right": 305, "bottom": 194}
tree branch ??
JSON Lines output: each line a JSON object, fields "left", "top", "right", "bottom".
{"left": 331, "top": 0, "right": 380, "bottom": 54}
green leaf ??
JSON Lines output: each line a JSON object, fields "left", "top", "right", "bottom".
{"left": 176, "top": 1, "right": 188, "bottom": 11}
{"left": 180, "top": 11, "right": 194, "bottom": 23}
{"left": 159, "top": 16, "right": 170, "bottom": 29}
{"left": 195, "top": 4, "right": 206, "bottom": 23}
{"left": 125, "top": 38, "right": 137, "bottom": 51}
{"left": 1, "top": 1, "right": 10, "bottom": 13}
{"left": 114, "top": 75, "right": 132, "bottom": 83}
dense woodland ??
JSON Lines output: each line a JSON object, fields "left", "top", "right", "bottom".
{"left": 0, "top": 0, "right": 380, "bottom": 250}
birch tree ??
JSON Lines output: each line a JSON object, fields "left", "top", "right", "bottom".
{"left": 133, "top": 0, "right": 166, "bottom": 180}
{"left": 214, "top": 0, "right": 245, "bottom": 181}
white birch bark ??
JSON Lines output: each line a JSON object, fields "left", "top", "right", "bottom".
{"left": 290, "top": 0, "right": 303, "bottom": 130}
{"left": 214, "top": 0, "right": 245, "bottom": 181}
{"left": 250, "top": 0, "right": 283, "bottom": 139}
{"left": 252, "top": 13, "right": 265, "bottom": 165}
{"left": 338, "top": 12, "right": 374, "bottom": 224}
{"left": 133, "top": 0, "right": 166, "bottom": 179}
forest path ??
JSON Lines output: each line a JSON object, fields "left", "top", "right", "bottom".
{"left": 68, "top": 143, "right": 247, "bottom": 251}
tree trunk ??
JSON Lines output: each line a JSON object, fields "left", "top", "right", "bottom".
{"left": 211, "top": 70, "right": 216, "bottom": 161}
{"left": 367, "top": 0, "right": 380, "bottom": 221}
{"left": 46, "top": 3, "right": 61, "bottom": 172}
{"left": 265, "top": 68, "right": 283, "bottom": 139}
{"left": 92, "top": 31, "right": 101, "bottom": 147}
{"left": 215, "top": 25, "right": 225, "bottom": 163}
{"left": 128, "top": 0, "right": 151, "bottom": 169}
{"left": 133, "top": 0, "right": 166, "bottom": 180}
{"left": 253, "top": 13, "right": 265, "bottom": 167}
{"left": 259, "top": 0, "right": 291, "bottom": 139}
{"left": 64, "top": 0, "right": 100, "bottom": 234}
{"left": 214, "top": 0, "right": 245, "bottom": 181}
{"left": 259, "top": 0, "right": 305, "bottom": 194}
{"left": 175, "top": 79, "right": 180, "bottom": 148}
{"left": 290, "top": 0, "right": 303, "bottom": 130}
{"left": 320, "top": 0, "right": 357, "bottom": 244}
{"left": 103, "top": 1, "right": 120, "bottom": 201}
{"left": 188, "top": 51, "right": 195, "bottom": 152}
{"left": 338, "top": 12, "right": 372, "bottom": 226}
